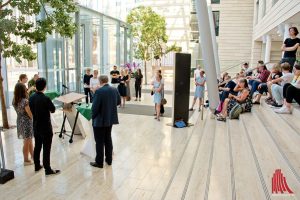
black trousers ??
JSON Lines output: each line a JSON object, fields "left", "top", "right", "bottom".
{"left": 84, "top": 88, "right": 92, "bottom": 103}
{"left": 93, "top": 126, "right": 113, "bottom": 165}
{"left": 34, "top": 133, "right": 53, "bottom": 172}
{"left": 135, "top": 84, "right": 142, "bottom": 98}
{"left": 283, "top": 83, "right": 300, "bottom": 104}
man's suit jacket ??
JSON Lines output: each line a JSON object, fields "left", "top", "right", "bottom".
{"left": 92, "top": 84, "right": 121, "bottom": 127}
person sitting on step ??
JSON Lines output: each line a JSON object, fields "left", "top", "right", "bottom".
{"left": 216, "top": 73, "right": 240, "bottom": 114}
{"left": 247, "top": 61, "right": 270, "bottom": 97}
{"left": 274, "top": 64, "right": 300, "bottom": 114}
{"left": 217, "top": 78, "right": 252, "bottom": 122}
{"left": 269, "top": 62, "right": 294, "bottom": 107}
{"left": 252, "top": 63, "right": 282, "bottom": 104}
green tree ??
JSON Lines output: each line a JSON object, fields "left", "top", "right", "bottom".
{"left": 0, "top": 0, "right": 77, "bottom": 129}
{"left": 153, "top": 43, "right": 182, "bottom": 68}
{"left": 127, "top": 6, "right": 169, "bottom": 84}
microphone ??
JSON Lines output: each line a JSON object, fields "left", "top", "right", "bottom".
{"left": 62, "top": 84, "right": 69, "bottom": 89}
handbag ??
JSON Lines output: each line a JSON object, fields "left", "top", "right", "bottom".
{"left": 161, "top": 98, "right": 167, "bottom": 105}
{"left": 151, "top": 91, "right": 154, "bottom": 96}
{"left": 229, "top": 104, "right": 243, "bottom": 119}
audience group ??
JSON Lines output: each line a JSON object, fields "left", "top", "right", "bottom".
{"left": 214, "top": 27, "right": 300, "bottom": 121}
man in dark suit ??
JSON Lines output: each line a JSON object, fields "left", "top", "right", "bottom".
{"left": 29, "top": 78, "right": 60, "bottom": 176}
{"left": 90, "top": 75, "right": 121, "bottom": 168}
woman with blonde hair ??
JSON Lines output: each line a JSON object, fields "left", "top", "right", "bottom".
{"left": 13, "top": 83, "right": 34, "bottom": 166}
{"left": 152, "top": 74, "right": 163, "bottom": 121}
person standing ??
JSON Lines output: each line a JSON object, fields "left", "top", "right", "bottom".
{"left": 281, "top": 27, "right": 300, "bottom": 71}
{"left": 118, "top": 70, "right": 128, "bottom": 108}
{"left": 153, "top": 74, "right": 163, "bottom": 121}
{"left": 28, "top": 74, "right": 39, "bottom": 96}
{"left": 29, "top": 78, "right": 60, "bottom": 176}
{"left": 90, "top": 69, "right": 100, "bottom": 94}
{"left": 124, "top": 68, "right": 131, "bottom": 101}
{"left": 90, "top": 75, "right": 121, "bottom": 168}
{"left": 110, "top": 65, "right": 120, "bottom": 88}
{"left": 13, "top": 83, "right": 34, "bottom": 166}
{"left": 134, "top": 69, "right": 143, "bottom": 101}
{"left": 83, "top": 68, "right": 93, "bottom": 103}
{"left": 189, "top": 70, "right": 206, "bottom": 112}
{"left": 19, "top": 74, "right": 35, "bottom": 94}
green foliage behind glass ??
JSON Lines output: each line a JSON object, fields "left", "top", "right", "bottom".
{"left": 0, "top": 0, "right": 78, "bottom": 62}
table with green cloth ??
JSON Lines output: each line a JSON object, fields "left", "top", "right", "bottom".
{"left": 77, "top": 103, "right": 95, "bottom": 158}
{"left": 76, "top": 103, "right": 92, "bottom": 121}
{"left": 44, "top": 91, "right": 60, "bottom": 100}
{"left": 30, "top": 90, "right": 60, "bottom": 100}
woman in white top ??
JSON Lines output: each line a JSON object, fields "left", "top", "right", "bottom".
{"left": 90, "top": 70, "right": 100, "bottom": 94}
{"left": 270, "top": 62, "right": 294, "bottom": 107}
{"left": 275, "top": 64, "right": 300, "bottom": 114}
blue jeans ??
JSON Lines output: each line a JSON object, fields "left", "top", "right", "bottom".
{"left": 249, "top": 80, "right": 261, "bottom": 96}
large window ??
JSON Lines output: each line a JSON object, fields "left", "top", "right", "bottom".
{"left": 211, "top": 0, "right": 220, "bottom": 4}
{"left": 212, "top": 11, "right": 220, "bottom": 36}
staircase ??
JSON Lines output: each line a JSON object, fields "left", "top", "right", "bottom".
{"left": 156, "top": 100, "right": 300, "bottom": 200}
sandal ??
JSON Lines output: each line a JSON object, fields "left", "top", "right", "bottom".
{"left": 217, "top": 116, "right": 226, "bottom": 122}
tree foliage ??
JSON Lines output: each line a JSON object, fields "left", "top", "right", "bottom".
{"left": 0, "top": 0, "right": 77, "bottom": 128}
{"left": 0, "top": 0, "right": 77, "bottom": 62}
{"left": 127, "top": 6, "right": 175, "bottom": 84}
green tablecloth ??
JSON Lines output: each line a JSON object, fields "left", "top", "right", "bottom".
{"left": 76, "top": 103, "right": 92, "bottom": 121}
{"left": 30, "top": 90, "right": 60, "bottom": 100}
{"left": 44, "top": 91, "right": 60, "bottom": 100}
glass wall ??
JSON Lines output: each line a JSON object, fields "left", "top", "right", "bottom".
{"left": 4, "top": 5, "right": 132, "bottom": 107}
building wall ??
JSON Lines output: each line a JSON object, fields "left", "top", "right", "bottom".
{"left": 250, "top": 0, "right": 300, "bottom": 67}
{"left": 253, "top": 0, "right": 300, "bottom": 41}
{"left": 212, "top": 0, "right": 255, "bottom": 71}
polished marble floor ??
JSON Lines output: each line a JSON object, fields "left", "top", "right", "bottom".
{"left": 1, "top": 93, "right": 300, "bottom": 200}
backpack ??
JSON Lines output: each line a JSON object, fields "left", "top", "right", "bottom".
{"left": 174, "top": 120, "right": 186, "bottom": 128}
{"left": 229, "top": 104, "right": 243, "bottom": 119}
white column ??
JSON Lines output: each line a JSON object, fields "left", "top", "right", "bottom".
{"left": 283, "top": 24, "right": 290, "bottom": 41}
{"left": 208, "top": 5, "right": 221, "bottom": 79}
{"left": 195, "top": 0, "right": 220, "bottom": 110}
{"left": 264, "top": 35, "right": 272, "bottom": 63}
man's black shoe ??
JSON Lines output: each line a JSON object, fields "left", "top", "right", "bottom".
{"left": 45, "top": 169, "right": 61, "bottom": 176}
{"left": 35, "top": 165, "right": 43, "bottom": 172}
{"left": 105, "top": 159, "right": 112, "bottom": 166}
{"left": 90, "top": 162, "right": 103, "bottom": 168}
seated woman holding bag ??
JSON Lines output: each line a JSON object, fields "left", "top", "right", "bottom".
{"left": 217, "top": 78, "right": 252, "bottom": 122}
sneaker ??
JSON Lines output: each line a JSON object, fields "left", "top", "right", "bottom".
{"left": 189, "top": 108, "right": 194, "bottom": 111}
{"left": 274, "top": 106, "right": 292, "bottom": 114}
{"left": 265, "top": 97, "right": 272, "bottom": 102}
{"left": 266, "top": 99, "right": 275, "bottom": 105}
{"left": 45, "top": 169, "right": 61, "bottom": 176}
{"left": 270, "top": 102, "right": 282, "bottom": 108}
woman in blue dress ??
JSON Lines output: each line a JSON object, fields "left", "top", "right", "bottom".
{"left": 189, "top": 70, "right": 206, "bottom": 112}
{"left": 152, "top": 74, "right": 163, "bottom": 121}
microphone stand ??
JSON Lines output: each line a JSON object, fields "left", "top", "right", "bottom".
{"left": 54, "top": 84, "right": 68, "bottom": 136}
